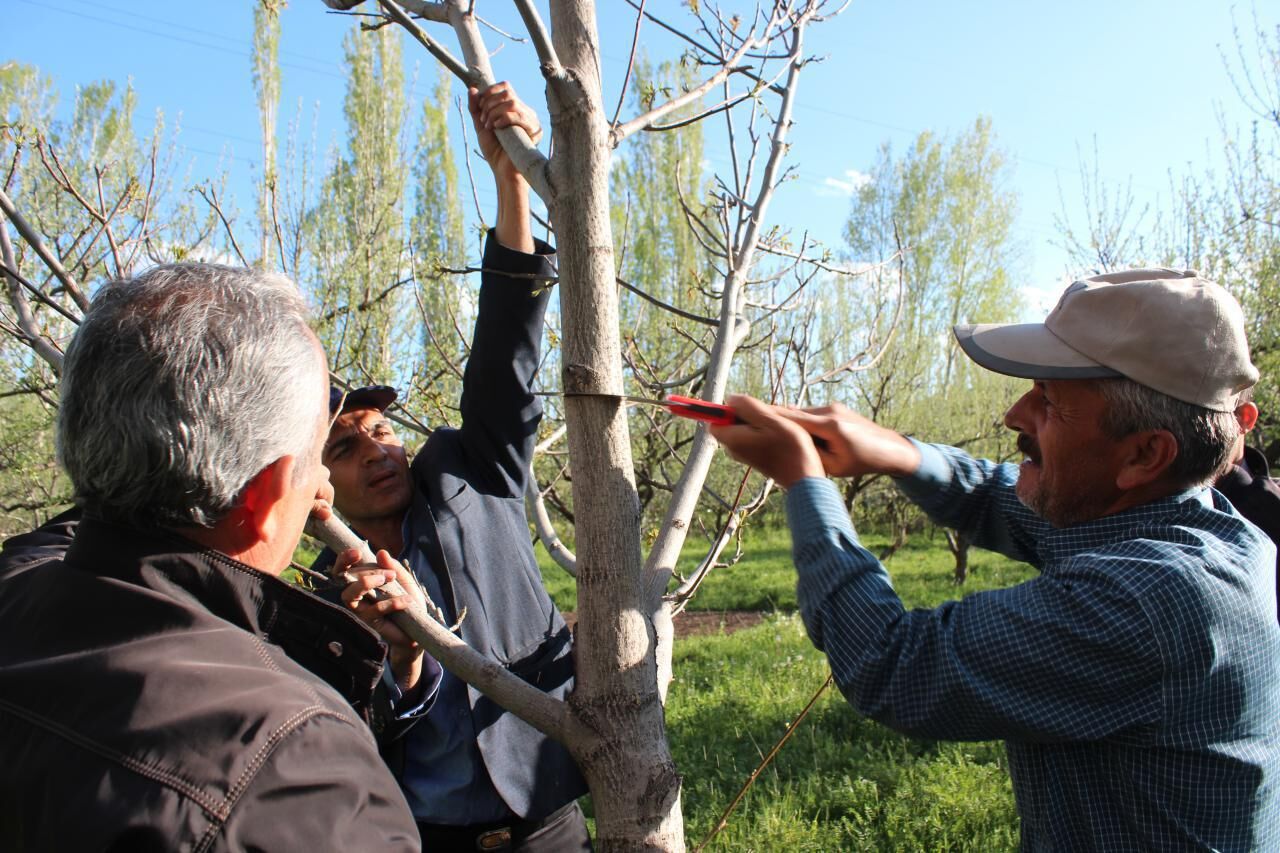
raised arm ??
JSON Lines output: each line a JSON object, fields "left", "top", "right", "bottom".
{"left": 470, "top": 82, "right": 536, "bottom": 254}
{"left": 712, "top": 396, "right": 1162, "bottom": 744}
{"left": 785, "top": 477, "right": 1162, "bottom": 744}
{"left": 450, "top": 83, "right": 554, "bottom": 496}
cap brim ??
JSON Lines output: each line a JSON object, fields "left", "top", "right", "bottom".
{"left": 330, "top": 385, "right": 397, "bottom": 415}
{"left": 953, "top": 323, "right": 1123, "bottom": 380}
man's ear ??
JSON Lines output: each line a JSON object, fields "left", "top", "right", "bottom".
{"left": 1237, "top": 401, "right": 1259, "bottom": 433}
{"left": 1115, "top": 430, "right": 1179, "bottom": 491}
{"left": 238, "top": 455, "right": 296, "bottom": 543}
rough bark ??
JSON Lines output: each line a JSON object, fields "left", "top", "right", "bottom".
{"left": 545, "top": 2, "right": 685, "bottom": 846}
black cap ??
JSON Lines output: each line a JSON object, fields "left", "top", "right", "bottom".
{"left": 329, "top": 384, "right": 397, "bottom": 416}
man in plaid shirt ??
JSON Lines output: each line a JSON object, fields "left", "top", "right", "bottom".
{"left": 713, "top": 269, "right": 1279, "bottom": 851}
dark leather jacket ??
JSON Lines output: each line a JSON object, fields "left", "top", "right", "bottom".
{"left": 0, "top": 513, "right": 421, "bottom": 852}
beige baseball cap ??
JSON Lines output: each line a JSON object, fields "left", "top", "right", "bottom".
{"left": 953, "top": 268, "right": 1258, "bottom": 412}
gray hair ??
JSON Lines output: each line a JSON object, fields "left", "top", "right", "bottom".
{"left": 57, "top": 263, "right": 325, "bottom": 528}
{"left": 1096, "top": 378, "right": 1242, "bottom": 488}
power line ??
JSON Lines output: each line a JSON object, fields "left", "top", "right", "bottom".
{"left": 12, "top": 1, "right": 1171, "bottom": 245}
{"left": 48, "top": 0, "right": 340, "bottom": 69}
{"left": 17, "top": 0, "right": 345, "bottom": 82}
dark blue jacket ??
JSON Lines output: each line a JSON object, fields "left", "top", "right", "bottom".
{"left": 314, "top": 234, "right": 586, "bottom": 821}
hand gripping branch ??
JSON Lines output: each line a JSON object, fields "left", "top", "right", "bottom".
{"left": 303, "top": 512, "right": 582, "bottom": 745}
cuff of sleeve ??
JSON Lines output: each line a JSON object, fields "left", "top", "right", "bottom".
{"left": 786, "top": 477, "right": 855, "bottom": 546}
{"left": 482, "top": 229, "right": 556, "bottom": 278}
{"left": 383, "top": 664, "right": 434, "bottom": 720}
{"left": 894, "top": 438, "right": 952, "bottom": 502}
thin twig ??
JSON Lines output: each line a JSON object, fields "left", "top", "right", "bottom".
{"left": 616, "top": 275, "right": 718, "bottom": 326}
{"left": 610, "top": 30, "right": 762, "bottom": 147}
{"left": 621, "top": 0, "right": 787, "bottom": 97}
{"left": 808, "top": 222, "right": 907, "bottom": 384}
{"left": 611, "top": 0, "right": 647, "bottom": 129}
{"left": 0, "top": 261, "right": 83, "bottom": 325}
{"left": 693, "top": 673, "right": 834, "bottom": 853}
{"left": 193, "top": 185, "right": 248, "bottom": 267}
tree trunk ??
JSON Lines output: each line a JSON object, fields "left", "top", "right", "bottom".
{"left": 946, "top": 528, "right": 971, "bottom": 584}
{"left": 547, "top": 1, "right": 684, "bottom": 848}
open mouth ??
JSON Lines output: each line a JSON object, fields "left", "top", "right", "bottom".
{"left": 1016, "top": 434, "right": 1041, "bottom": 467}
{"left": 366, "top": 468, "right": 400, "bottom": 490}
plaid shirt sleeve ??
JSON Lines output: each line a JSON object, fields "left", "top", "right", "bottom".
{"left": 788, "top": 475, "right": 1163, "bottom": 742}
{"left": 894, "top": 440, "right": 1048, "bottom": 566}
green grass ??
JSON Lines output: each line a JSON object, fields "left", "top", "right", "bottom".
{"left": 666, "top": 615, "right": 1021, "bottom": 851}
{"left": 546, "top": 524, "right": 1036, "bottom": 850}
{"left": 537, "top": 524, "right": 1036, "bottom": 614}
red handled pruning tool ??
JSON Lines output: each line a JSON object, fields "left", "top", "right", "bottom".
{"left": 625, "top": 394, "right": 742, "bottom": 426}
{"left": 540, "top": 392, "right": 742, "bottom": 425}
{"left": 538, "top": 392, "right": 829, "bottom": 449}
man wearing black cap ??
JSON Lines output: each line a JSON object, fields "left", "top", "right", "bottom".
{"left": 712, "top": 269, "right": 1279, "bottom": 850}
{"left": 313, "top": 82, "right": 589, "bottom": 851}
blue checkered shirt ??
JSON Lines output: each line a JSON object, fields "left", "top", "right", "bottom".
{"left": 788, "top": 441, "right": 1280, "bottom": 851}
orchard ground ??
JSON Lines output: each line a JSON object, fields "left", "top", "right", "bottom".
{"left": 539, "top": 524, "right": 1037, "bottom": 850}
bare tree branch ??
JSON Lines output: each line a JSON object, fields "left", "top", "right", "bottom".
{"left": 377, "top": 0, "right": 555, "bottom": 200}
{"left": 616, "top": 275, "right": 718, "bottom": 326}
{"left": 610, "top": 0, "right": 647, "bottom": 129}
{"left": 807, "top": 222, "right": 907, "bottom": 384}
{"left": 526, "top": 425, "right": 577, "bottom": 575}
{"left": 376, "top": 0, "right": 471, "bottom": 80}
{"left": 646, "top": 86, "right": 759, "bottom": 133}
{"left": 512, "top": 0, "right": 568, "bottom": 83}
{"left": 621, "top": 0, "right": 788, "bottom": 97}
{"left": 305, "top": 513, "right": 589, "bottom": 746}
{"left": 609, "top": 19, "right": 769, "bottom": 147}
{"left": 0, "top": 225, "right": 66, "bottom": 373}
{"left": 0, "top": 260, "right": 83, "bottom": 326}
{"left": 193, "top": 185, "right": 249, "bottom": 267}
{"left": 644, "top": 2, "right": 825, "bottom": 629}
{"left": 0, "top": 187, "right": 91, "bottom": 312}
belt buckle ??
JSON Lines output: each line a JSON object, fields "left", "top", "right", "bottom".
{"left": 476, "top": 827, "right": 512, "bottom": 851}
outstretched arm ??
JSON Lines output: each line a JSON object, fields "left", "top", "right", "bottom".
{"left": 449, "top": 83, "right": 554, "bottom": 497}
{"left": 712, "top": 395, "right": 1044, "bottom": 564}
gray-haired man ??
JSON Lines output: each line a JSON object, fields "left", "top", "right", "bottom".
{"left": 713, "top": 269, "right": 1280, "bottom": 850}
{"left": 0, "top": 264, "right": 421, "bottom": 850}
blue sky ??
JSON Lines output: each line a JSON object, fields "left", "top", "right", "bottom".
{"left": 4, "top": 1, "right": 1275, "bottom": 313}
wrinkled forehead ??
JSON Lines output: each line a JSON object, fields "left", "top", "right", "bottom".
{"left": 327, "top": 406, "right": 388, "bottom": 441}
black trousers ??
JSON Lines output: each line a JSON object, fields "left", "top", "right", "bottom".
{"left": 416, "top": 801, "right": 593, "bottom": 852}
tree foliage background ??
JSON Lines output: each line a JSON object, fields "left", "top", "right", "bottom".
{"left": 2, "top": 4, "right": 1277, "bottom": 549}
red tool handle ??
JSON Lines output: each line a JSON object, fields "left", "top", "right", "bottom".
{"left": 663, "top": 395, "right": 742, "bottom": 426}
{"left": 663, "top": 395, "right": 830, "bottom": 451}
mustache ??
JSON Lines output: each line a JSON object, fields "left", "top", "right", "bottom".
{"left": 1016, "top": 433, "right": 1041, "bottom": 464}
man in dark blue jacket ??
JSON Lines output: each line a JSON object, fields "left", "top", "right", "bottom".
{"left": 313, "top": 82, "right": 589, "bottom": 852}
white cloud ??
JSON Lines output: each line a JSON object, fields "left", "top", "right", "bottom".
{"left": 815, "top": 169, "right": 873, "bottom": 198}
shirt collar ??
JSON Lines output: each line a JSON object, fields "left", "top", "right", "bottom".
{"left": 1036, "top": 487, "right": 1212, "bottom": 563}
